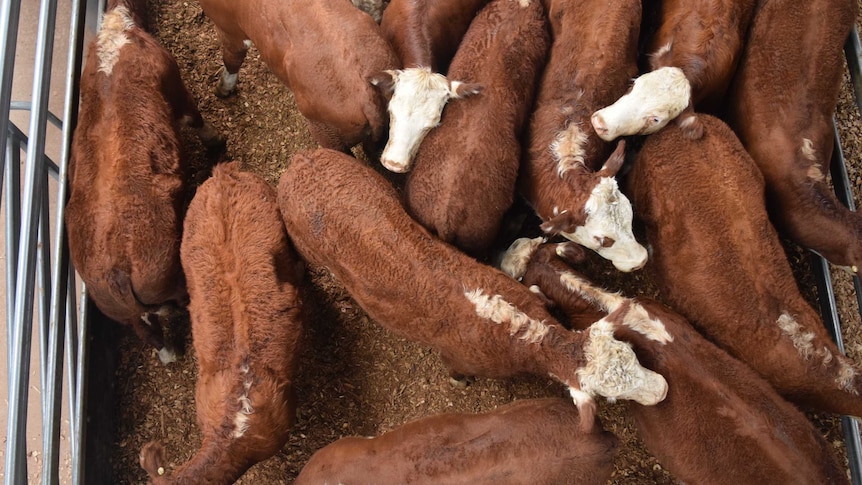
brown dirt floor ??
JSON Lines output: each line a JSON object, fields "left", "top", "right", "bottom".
{"left": 107, "top": 1, "right": 862, "bottom": 483}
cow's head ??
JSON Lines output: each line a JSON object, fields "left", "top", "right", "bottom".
{"left": 576, "top": 316, "right": 668, "bottom": 405}
{"left": 369, "top": 67, "right": 482, "bottom": 173}
{"left": 591, "top": 67, "right": 690, "bottom": 141}
{"left": 540, "top": 142, "right": 648, "bottom": 272}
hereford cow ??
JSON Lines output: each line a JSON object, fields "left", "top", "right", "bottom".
{"left": 374, "top": 0, "right": 489, "bottom": 172}
{"left": 278, "top": 148, "right": 668, "bottom": 429}
{"left": 591, "top": 0, "right": 756, "bottom": 141}
{"left": 725, "top": 0, "right": 861, "bottom": 276}
{"left": 293, "top": 398, "right": 618, "bottom": 485}
{"left": 628, "top": 114, "right": 862, "bottom": 418}
{"left": 520, "top": 0, "right": 647, "bottom": 272}
{"left": 403, "top": 0, "right": 549, "bottom": 256}
{"left": 501, "top": 238, "right": 850, "bottom": 485}
{"left": 140, "top": 162, "right": 305, "bottom": 484}
{"left": 65, "top": 0, "right": 223, "bottom": 363}
{"left": 198, "top": 0, "right": 399, "bottom": 156}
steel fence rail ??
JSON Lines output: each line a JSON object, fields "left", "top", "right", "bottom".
{"left": 2, "top": 0, "right": 89, "bottom": 482}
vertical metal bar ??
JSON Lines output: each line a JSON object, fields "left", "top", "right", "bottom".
{"left": 72, "top": 283, "right": 89, "bottom": 485}
{"left": 812, "top": 253, "right": 862, "bottom": 485}
{"left": 5, "top": 0, "right": 60, "bottom": 479}
{"left": 37, "top": 176, "right": 51, "bottom": 391}
{"left": 823, "top": 120, "right": 862, "bottom": 484}
{"left": 63, "top": 270, "right": 79, "bottom": 484}
{"left": 41, "top": 0, "right": 86, "bottom": 480}
{"left": 845, "top": 28, "right": 862, "bottom": 116}
{"left": 0, "top": 0, "right": 21, "bottom": 175}
{"left": 36, "top": 174, "right": 62, "bottom": 485}
{"left": 5, "top": 135, "right": 20, "bottom": 368}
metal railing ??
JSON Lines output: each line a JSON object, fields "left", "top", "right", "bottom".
{"left": 1, "top": 0, "right": 90, "bottom": 482}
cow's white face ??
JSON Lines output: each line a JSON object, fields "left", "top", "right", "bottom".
{"left": 577, "top": 317, "right": 668, "bottom": 406}
{"left": 591, "top": 67, "right": 690, "bottom": 141}
{"left": 373, "top": 67, "right": 481, "bottom": 173}
{"left": 559, "top": 177, "right": 647, "bottom": 272}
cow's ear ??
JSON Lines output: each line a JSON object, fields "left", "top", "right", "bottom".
{"left": 554, "top": 241, "right": 588, "bottom": 266}
{"left": 597, "top": 139, "right": 626, "bottom": 178}
{"left": 369, "top": 70, "right": 397, "bottom": 97}
{"left": 450, "top": 80, "right": 483, "bottom": 99}
{"left": 540, "top": 210, "right": 584, "bottom": 235}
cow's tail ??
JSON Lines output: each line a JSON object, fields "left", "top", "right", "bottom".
{"left": 103, "top": 267, "right": 150, "bottom": 319}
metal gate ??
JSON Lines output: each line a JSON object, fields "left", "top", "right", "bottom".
{"left": 1, "top": 0, "right": 861, "bottom": 483}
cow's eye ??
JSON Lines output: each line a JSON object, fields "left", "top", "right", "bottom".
{"left": 596, "top": 236, "right": 615, "bottom": 248}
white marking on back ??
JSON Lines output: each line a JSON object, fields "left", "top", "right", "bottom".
{"left": 836, "top": 355, "right": 860, "bottom": 393}
{"left": 465, "top": 288, "right": 549, "bottom": 343}
{"left": 801, "top": 138, "right": 825, "bottom": 181}
{"left": 500, "top": 237, "right": 546, "bottom": 280}
{"left": 559, "top": 177, "right": 648, "bottom": 272}
{"left": 552, "top": 124, "right": 590, "bottom": 176}
{"left": 558, "top": 272, "right": 672, "bottom": 343}
{"left": 232, "top": 362, "right": 255, "bottom": 438}
{"left": 97, "top": 7, "right": 135, "bottom": 75}
{"left": 577, "top": 317, "right": 668, "bottom": 405}
{"left": 775, "top": 312, "right": 857, "bottom": 391}
{"left": 776, "top": 313, "right": 816, "bottom": 359}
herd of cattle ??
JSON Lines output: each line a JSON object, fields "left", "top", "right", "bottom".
{"left": 62, "top": 0, "right": 862, "bottom": 482}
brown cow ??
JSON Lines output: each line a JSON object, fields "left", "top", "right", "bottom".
{"left": 373, "top": 0, "right": 490, "bottom": 173}
{"left": 725, "top": 0, "right": 861, "bottom": 276}
{"left": 403, "top": 0, "right": 549, "bottom": 256}
{"left": 198, "top": 0, "right": 398, "bottom": 155}
{"left": 278, "top": 148, "right": 668, "bottom": 430}
{"left": 520, "top": 0, "right": 648, "bottom": 273}
{"left": 66, "top": 0, "right": 223, "bottom": 363}
{"left": 591, "top": 0, "right": 756, "bottom": 140}
{"left": 140, "top": 162, "right": 305, "bottom": 484}
{"left": 628, "top": 114, "right": 862, "bottom": 418}
{"left": 293, "top": 398, "right": 618, "bottom": 485}
{"left": 501, "top": 238, "right": 850, "bottom": 485}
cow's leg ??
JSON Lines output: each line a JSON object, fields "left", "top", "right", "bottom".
{"left": 131, "top": 313, "right": 177, "bottom": 365}
{"left": 214, "top": 27, "right": 249, "bottom": 98}
{"left": 163, "top": 62, "right": 226, "bottom": 152}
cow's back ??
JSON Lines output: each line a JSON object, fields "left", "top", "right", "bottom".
{"left": 404, "top": 0, "right": 549, "bottom": 255}
{"left": 294, "top": 398, "right": 618, "bottom": 485}
{"left": 67, "top": 22, "right": 186, "bottom": 319}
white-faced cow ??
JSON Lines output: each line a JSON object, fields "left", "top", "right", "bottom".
{"left": 278, "top": 148, "right": 668, "bottom": 428}
{"left": 140, "top": 162, "right": 304, "bottom": 484}
{"left": 628, "top": 114, "right": 862, "bottom": 418}
{"left": 198, "top": 0, "right": 399, "bottom": 157}
{"left": 501, "top": 238, "right": 850, "bottom": 485}
{"left": 66, "top": 0, "right": 223, "bottom": 364}
{"left": 725, "top": 0, "right": 861, "bottom": 276}
{"left": 520, "top": 0, "right": 648, "bottom": 272}
{"left": 374, "top": 0, "right": 488, "bottom": 172}
{"left": 591, "top": 0, "right": 756, "bottom": 140}
{"left": 403, "top": 0, "right": 549, "bottom": 256}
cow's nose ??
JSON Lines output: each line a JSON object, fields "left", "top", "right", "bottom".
{"left": 591, "top": 112, "right": 610, "bottom": 138}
